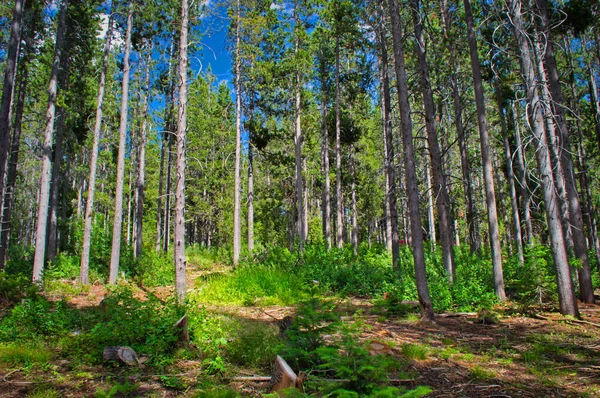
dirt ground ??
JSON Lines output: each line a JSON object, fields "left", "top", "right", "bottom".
{"left": 1, "top": 284, "right": 599, "bottom": 397}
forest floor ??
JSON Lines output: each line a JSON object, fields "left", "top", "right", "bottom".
{"left": 1, "top": 268, "right": 599, "bottom": 397}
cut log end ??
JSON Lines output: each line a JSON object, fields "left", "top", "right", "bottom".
{"left": 103, "top": 346, "right": 138, "bottom": 366}
{"left": 269, "top": 355, "right": 303, "bottom": 395}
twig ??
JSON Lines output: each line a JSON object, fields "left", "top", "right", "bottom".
{"left": 437, "top": 312, "right": 477, "bottom": 318}
{"left": 1, "top": 368, "right": 20, "bottom": 382}
{"left": 231, "top": 376, "right": 271, "bottom": 381}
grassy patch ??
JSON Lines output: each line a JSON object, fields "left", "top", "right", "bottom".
{"left": 193, "top": 265, "right": 306, "bottom": 306}
{"left": 469, "top": 365, "right": 496, "bottom": 381}
{"left": 0, "top": 344, "right": 53, "bottom": 366}
{"left": 401, "top": 343, "right": 428, "bottom": 360}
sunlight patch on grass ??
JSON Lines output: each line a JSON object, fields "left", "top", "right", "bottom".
{"left": 469, "top": 365, "right": 496, "bottom": 381}
{"left": 402, "top": 343, "right": 428, "bottom": 360}
{"left": 0, "top": 344, "right": 53, "bottom": 366}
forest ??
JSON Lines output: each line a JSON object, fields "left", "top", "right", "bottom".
{"left": 0, "top": 0, "right": 600, "bottom": 396}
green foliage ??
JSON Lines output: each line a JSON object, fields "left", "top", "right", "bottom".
{"left": 70, "top": 286, "right": 180, "bottom": 364}
{"left": 0, "top": 296, "right": 76, "bottom": 341}
{"left": 0, "top": 344, "right": 53, "bottom": 366}
{"left": 0, "top": 272, "right": 35, "bottom": 303}
{"left": 193, "top": 264, "right": 307, "bottom": 306}
{"left": 132, "top": 250, "right": 174, "bottom": 287}
{"left": 94, "top": 380, "right": 139, "bottom": 398}
{"left": 505, "top": 245, "right": 558, "bottom": 309}
{"left": 401, "top": 344, "right": 428, "bottom": 360}
{"left": 192, "top": 388, "right": 240, "bottom": 398}
{"left": 280, "top": 298, "right": 339, "bottom": 370}
{"left": 316, "top": 320, "right": 401, "bottom": 395}
{"left": 224, "top": 320, "right": 281, "bottom": 369}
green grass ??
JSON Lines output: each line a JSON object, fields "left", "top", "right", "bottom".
{"left": 401, "top": 343, "right": 428, "bottom": 360}
{"left": 469, "top": 365, "right": 496, "bottom": 381}
{"left": 193, "top": 265, "right": 307, "bottom": 306}
{"left": 0, "top": 344, "right": 53, "bottom": 366}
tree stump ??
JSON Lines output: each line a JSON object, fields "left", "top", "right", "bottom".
{"left": 268, "top": 355, "right": 304, "bottom": 395}
{"left": 103, "top": 346, "right": 138, "bottom": 366}
{"left": 174, "top": 314, "right": 190, "bottom": 344}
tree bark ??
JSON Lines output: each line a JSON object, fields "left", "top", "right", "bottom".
{"left": 350, "top": 146, "right": 358, "bottom": 255}
{"left": 134, "top": 47, "right": 151, "bottom": 259}
{"left": 534, "top": 0, "right": 594, "bottom": 303}
{"left": 0, "top": 0, "right": 25, "bottom": 233}
{"left": 248, "top": 138, "right": 254, "bottom": 251}
{"left": 174, "top": 0, "right": 189, "bottom": 303}
{"left": 411, "top": 0, "right": 455, "bottom": 280}
{"left": 0, "top": 62, "right": 28, "bottom": 270}
{"left": 109, "top": 1, "right": 133, "bottom": 284}
{"left": 335, "top": 37, "right": 343, "bottom": 249}
{"left": 319, "top": 57, "right": 331, "bottom": 249}
{"left": 439, "top": 0, "right": 479, "bottom": 253}
{"left": 495, "top": 83, "right": 524, "bottom": 265}
{"left": 463, "top": 0, "right": 505, "bottom": 300}
{"left": 294, "top": 30, "right": 305, "bottom": 251}
{"left": 388, "top": 0, "right": 434, "bottom": 321}
{"left": 32, "top": 0, "right": 68, "bottom": 282}
{"left": 233, "top": 0, "right": 242, "bottom": 265}
{"left": 506, "top": 0, "right": 579, "bottom": 317}
{"left": 511, "top": 102, "right": 533, "bottom": 245}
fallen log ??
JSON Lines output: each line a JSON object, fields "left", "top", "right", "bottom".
{"left": 103, "top": 346, "right": 138, "bottom": 365}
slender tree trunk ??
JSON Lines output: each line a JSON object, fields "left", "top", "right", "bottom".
{"left": 0, "top": 63, "right": 28, "bottom": 270}
{"left": 567, "top": 38, "right": 600, "bottom": 267}
{"left": 233, "top": 0, "right": 242, "bottom": 266}
{"left": 109, "top": 1, "right": 133, "bottom": 284}
{"left": 47, "top": 106, "right": 66, "bottom": 264}
{"left": 0, "top": 0, "right": 25, "bottom": 228}
{"left": 32, "top": 0, "right": 68, "bottom": 282}
{"left": 512, "top": 102, "right": 533, "bottom": 244}
{"left": 411, "top": 0, "right": 454, "bottom": 280}
{"left": 507, "top": 0, "right": 579, "bottom": 317}
{"left": 163, "top": 119, "right": 173, "bottom": 253}
{"left": 335, "top": 37, "right": 343, "bottom": 249}
{"left": 495, "top": 84, "right": 524, "bottom": 265}
{"left": 590, "top": 67, "right": 600, "bottom": 158}
{"left": 350, "top": 146, "right": 358, "bottom": 255}
{"left": 248, "top": 139, "right": 254, "bottom": 251}
{"left": 134, "top": 47, "right": 151, "bottom": 259}
{"left": 439, "top": 0, "right": 479, "bottom": 253}
{"left": 463, "top": 0, "right": 505, "bottom": 300}
{"left": 320, "top": 59, "right": 331, "bottom": 249}
{"left": 425, "top": 162, "right": 436, "bottom": 248}
{"left": 388, "top": 0, "right": 434, "bottom": 321}
{"left": 174, "top": 0, "right": 189, "bottom": 302}
{"left": 533, "top": 0, "right": 594, "bottom": 302}
{"left": 156, "top": 137, "right": 165, "bottom": 252}
{"left": 377, "top": 6, "right": 400, "bottom": 268}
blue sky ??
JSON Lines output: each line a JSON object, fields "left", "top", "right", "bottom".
{"left": 195, "top": 4, "right": 232, "bottom": 85}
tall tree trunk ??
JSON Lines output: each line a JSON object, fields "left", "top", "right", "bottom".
{"left": 439, "top": 0, "right": 479, "bottom": 253}
{"left": 294, "top": 68, "right": 304, "bottom": 251}
{"left": 47, "top": 106, "right": 66, "bottom": 264}
{"left": 32, "top": 0, "right": 68, "bottom": 282}
{"left": 411, "top": 0, "right": 454, "bottom": 280}
{"left": 335, "top": 37, "right": 343, "bottom": 249}
{"left": 0, "top": 63, "right": 28, "bottom": 270}
{"left": 590, "top": 67, "right": 600, "bottom": 159}
{"left": 248, "top": 138, "right": 254, "bottom": 251}
{"left": 425, "top": 161, "right": 436, "bottom": 248}
{"left": 0, "top": 0, "right": 25, "bottom": 230}
{"left": 377, "top": 5, "right": 399, "bottom": 268}
{"left": 506, "top": 0, "right": 579, "bottom": 317}
{"left": 163, "top": 118, "right": 173, "bottom": 253}
{"left": 156, "top": 136, "right": 165, "bottom": 251}
{"left": 233, "top": 0, "right": 242, "bottom": 266}
{"left": 80, "top": 9, "right": 112, "bottom": 273}
{"left": 174, "top": 0, "right": 189, "bottom": 302}
{"left": 495, "top": 83, "right": 524, "bottom": 265}
{"left": 320, "top": 58, "right": 331, "bottom": 249}
{"left": 463, "top": 0, "right": 505, "bottom": 300}
{"left": 134, "top": 47, "right": 151, "bottom": 259}
{"left": 109, "top": 1, "right": 133, "bottom": 284}
{"left": 511, "top": 102, "right": 533, "bottom": 245}
{"left": 534, "top": 0, "right": 594, "bottom": 302}
{"left": 567, "top": 37, "right": 600, "bottom": 267}
{"left": 388, "top": 0, "right": 434, "bottom": 321}
{"left": 350, "top": 146, "right": 358, "bottom": 255}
